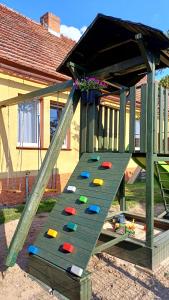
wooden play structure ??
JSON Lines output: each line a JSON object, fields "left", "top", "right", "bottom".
{"left": 3, "top": 14, "right": 169, "bottom": 299}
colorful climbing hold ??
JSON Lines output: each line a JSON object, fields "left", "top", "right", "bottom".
{"left": 88, "top": 205, "right": 100, "bottom": 214}
{"left": 90, "top": 154, "right": 100, "bottom": 161}
{"left": 47, "top": 228, "right": 58, "bottom": 238}
{"left": 80, "top": 171, "right": 90, "bottom": 178}
{"left": 62, "top": 242, "right": 74, "bottom": 253}
{"left": 70, "top": 265, "right": 83, "bottom": 277}
{"left": 28, "top": 245, "right": 39, "bottom": 255}
{"left": 101, "top": 161, "right": 112, "bottom": 169}
{"left": 64, "top": 207, "right": 76, "bottom": 215}
{"left": 67, "top": 185, "right": 76, "bottom": 193}
{"left": 93, "top": 178, "right": 104, "bottom": 186}
{"left": 67, "top": 221, "right": 77, "bottom": 231}
{"left": 79, "top": 195, "right": 88, "bottom": 203}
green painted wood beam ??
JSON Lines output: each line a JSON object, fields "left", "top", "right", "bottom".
{"left": 135, "top": 33, "right": 152, "bottom": 72}
{"left": 93, "top": 233, "right": 128, "bottom": 254}
{"left": 0, "top": 80, "right": 73, "bottom": 108}
{"left": 88, "top": 56, "right": 144, "bottom": 79}
{"left": 146, "top": 55, "right": 155, "bottom": 248}
{"left": 5, "top": 87, "right": 80, "bottom": 267}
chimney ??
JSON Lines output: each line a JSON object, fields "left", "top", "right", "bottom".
{"left": 40, "top": 12, "right": 60, "bottom": 37}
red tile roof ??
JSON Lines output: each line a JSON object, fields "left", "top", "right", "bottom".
{"left": 0, "top": 5, "right": 75, "bottom": 82}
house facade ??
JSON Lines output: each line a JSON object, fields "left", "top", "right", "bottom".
{"left": 0, "top": 5, "right": 138, "bottom": 205}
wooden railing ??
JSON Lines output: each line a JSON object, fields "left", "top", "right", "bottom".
{"left": 95, "top": 83, "right": 169, "bottom": 155}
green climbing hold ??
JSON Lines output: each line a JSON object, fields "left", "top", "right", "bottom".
{"left": 79, "top": 195, "right": 88, "bottom": 203}
{"left": 90, "top": 154, "right": 100, "bottom": 161}
{"left": 67, "top": 222, "right": 77, "bottom": 231}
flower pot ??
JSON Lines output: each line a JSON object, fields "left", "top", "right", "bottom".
{"left": 81, "top": 89, "right": 101, "bottom": 105}
{"left": 81, "top": 90, "right": 88, "bottom": 103}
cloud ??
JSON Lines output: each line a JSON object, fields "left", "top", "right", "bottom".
{"left": 60, "top": 24, "right": 87, "bottom": 41}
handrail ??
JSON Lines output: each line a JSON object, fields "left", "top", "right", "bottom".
{"left": 6, "top": 86, "right": 80, "bottom": 267}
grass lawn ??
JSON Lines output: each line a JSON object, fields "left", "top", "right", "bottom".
{"left": 0, "top": 180, "right": 163, "bottom": 225}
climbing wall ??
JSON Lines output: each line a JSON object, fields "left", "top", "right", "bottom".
{"left": 28, "top": 152, "right": 131, "bottom": 277}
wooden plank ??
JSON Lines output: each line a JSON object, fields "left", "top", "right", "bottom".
{"left": 80, "top": 99, "right": 87, "bottom": 155}
{"left": 164, "top": 88, "right": 168, "bottom": 154}
{"left": 114, "top": 110, "right": 118, "bottom": 151}
{"left": 87, "top": 102, "right": 95, "bottom": 152}
{"left": 146, "top": 57, "right": 155, "bottom": 249}
{"left": 93, "top": 233, "right": 128, "bottom": 254}
{"left": 94, "top": 105, "right": 99, "bottom": 151}
{"left": 98, "top": 106, "right": 103, "bottom": 150}
{"left": 159, "top": 86, "right": 164, "bottom": 154}
{"left": 103, "top": 107, "right": 108, "bottom": 150}
{"left": 98, "top": 234, "right": 152, "bottom": 269}
{"left": 153, "top": 83, "right": 158, "bottom": 153}
{"left": 6, "top": 87, "right": 80, "bottom": 267}
{"left": 0, "top": 80, "right": 73, "bottom": 108}
{"left": 140, "top": 84, "right": 147, "bottom": 152}
{"left": 119, "top": 90, "right": 126, "bottom": 152}
{"left": 129, "top": 86, "right": 136, "bottom": 152}
{"left": 29, "top": 256, "right": 91, "bottom": 300}
{"left": 109, "top": 108, "right": 113, "bottom": 150}
{"left": 89, "top": 56, "right": 144, "bottom": 79}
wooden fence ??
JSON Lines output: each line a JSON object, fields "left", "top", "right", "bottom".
{"left": 94, "top": 83, "right": 169, "bottom": 154}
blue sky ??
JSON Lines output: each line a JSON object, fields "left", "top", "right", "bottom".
{"left": 1, "top": 0, "right": 169, "bottom": 78}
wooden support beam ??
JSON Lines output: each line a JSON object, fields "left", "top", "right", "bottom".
{"left": 93, "top": 233, "right": 128, "bottom": 254}
{"left": 146, "top": 55, "right": 155, "bottom": 249}
{"left": 6, "top": 87, "right": 80, "bottom": 267}
{"left": 88, "top": 56, "right": 145, "bottom": 79}
{"left": 67, "top": 62, "right": 87, "bottom": 79}
{"left": 118, "top": 89, "right": 126, "bottom": 152}
{"left": 118, "top": 176, "right": 126, "bottom": 211}
{"left": 160, "top": 53, "right": 169, "bottom": 67}
{"left": 135, "top": 33, "right": 152, "bottom": 72}
{"left": 0, "top": 80, "right": 73, "bottom": 108}
{"left": 129, "top": 86, "right": 136, "bottom": 152}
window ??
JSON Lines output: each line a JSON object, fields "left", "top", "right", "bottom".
{"left": 18, "top": 100, "right": 40, "bottom": 147}
{"left": 50, "top": 102, "right": 70, "bottom": 149}
{"left": 135, "top": 119, "right": 140, "bottom": 150}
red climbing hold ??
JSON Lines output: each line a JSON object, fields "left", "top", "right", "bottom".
{"left": 62, "top": 242, "right": 74, "bottom": 253}
{"left": 64, "top": 207, "right": 76, "bottom": 215}
{"left": 101, "top": 161, "right": 112, "bottom": 169}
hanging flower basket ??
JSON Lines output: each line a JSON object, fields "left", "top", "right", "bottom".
{"left": 74, "top": 77, "right": 107, "bottom": 105}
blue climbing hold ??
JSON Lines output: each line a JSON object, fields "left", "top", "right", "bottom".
{"left": 80, "top": 171, "right": 90, "bottom": 178}
{"left": 28, "top": 245, "right": 39, "bottom": 255}
{"left": 88, "top": 205, "right": 100, "bottom": 214}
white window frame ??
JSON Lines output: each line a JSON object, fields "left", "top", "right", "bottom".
{"left": 50, "top": 102, "right": 69, "bottom": 149}
{"left": 17, "top": 100, "right": 40, "bottom": 148}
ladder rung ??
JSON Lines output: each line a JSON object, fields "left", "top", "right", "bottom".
{"left": 159, "top": 180, "right": 169, "bottom": 182}
{"left": 163, "top": 195, "right": 169, "bottom": 199}
{"left": 159, "top": 172, "right": 169, "bottom": 174}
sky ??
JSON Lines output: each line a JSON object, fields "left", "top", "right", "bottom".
{"left": 1, "top": 0, "right": 169, "bottom": 78}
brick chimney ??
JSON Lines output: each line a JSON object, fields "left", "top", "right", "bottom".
{"left": 40, "top": 12, "right": 60, "bottom": 37}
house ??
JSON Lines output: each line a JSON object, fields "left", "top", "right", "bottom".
{"left": 0, "top": 5, "right": 142, "bottom": 206}
{"left": 0, "top": 4, "right": 80, "bottom": 205}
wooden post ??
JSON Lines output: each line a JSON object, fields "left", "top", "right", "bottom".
{"left": 129, "top": 86, "right": 136, "bottom": 153}
{"left": 6, "top": 87, "right": 80, "bottom": 267}
{"left": 146, "top": 55, "right": 155, "bottom": 248}
{"left": 87, "top": 101, "right": 96, "bottom": 152}
{"left": 119, "top": 89, "right": 126, "bottom": 152}
{"left": 80, "top": 99, "right": 87, "bottom": 156}
{"left": 140, "top": 84, "right": 148, "bottom": 153}
{"left": 118, "top": 175, "right": 126, "bottom": 211}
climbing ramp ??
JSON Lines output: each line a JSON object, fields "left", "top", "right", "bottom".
{"left": 28, "top": 152, "right": 131, "bottom": 283}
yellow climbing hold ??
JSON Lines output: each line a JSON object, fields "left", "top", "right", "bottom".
{"left": 93, "top": 178, "right": 104, "bottom": 186}
{"left": 47, "top": 228, "right": 58, "bottom": 238}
